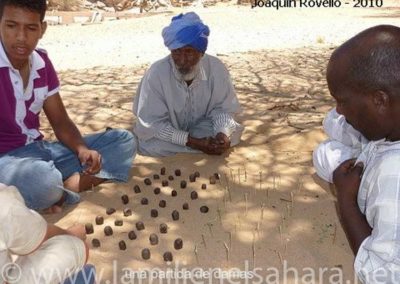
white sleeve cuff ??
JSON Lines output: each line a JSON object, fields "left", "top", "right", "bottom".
{"left": 212, "top": 113, "right": 237, "bottom": 137}
{"left": 155, "top": 125, "right": 189, "bottom": 146}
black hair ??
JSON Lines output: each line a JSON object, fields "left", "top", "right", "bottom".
{"left": 0, "top": 0, "right": 47, "bottom": 22}
{"left": 332, "top": 25, "right": 400, "bottom": 97}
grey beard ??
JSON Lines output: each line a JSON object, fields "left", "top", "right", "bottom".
{"left": 176, "top": 63, "right": 200, "bottom": 82}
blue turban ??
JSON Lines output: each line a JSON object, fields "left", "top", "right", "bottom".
{"left": 162, "top": 12, "right": 210, "bottom": 53}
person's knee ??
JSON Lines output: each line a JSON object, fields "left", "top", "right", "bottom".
{"left": 106, "top": 129, "right": 136, "bottom": 155}
{"left": 20, "top": 160, "right": 64, "bottom": 210}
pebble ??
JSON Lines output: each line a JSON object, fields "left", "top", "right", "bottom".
{"left": 163, "top": 251, "right": 173, "bottom": 262}
{"left": 194, "top": 171, "right": 200, "bottom": 178}
{"left": 119, "top": 240, "right": 127, "bottom": 250}
{"left": 128, "top": 230, "right": 137, "bottom": 240}
{"left": 182, "top": 203, "right": 189, "bottom": 210}
{"left": 168, "top": 175, "right": 174, "bottom": 181}
{"left": 121, "top": 194, "right": 129, "bottom": 205}
{"left": 162, "top": 180, "right": 169, "bottom": 187}
{"left": 190, "top": 191, "right": 198, "bottom": 200}
{"left": 201, "top": 184, "right": 207, "bottom": 190}
{"left": 85, "top": 223, "right": 94, "bottom": 234}
{"left": 141, "top": 197, "right": 149, "bottom": 205}
{"left": 114, "top": 220, "right": 123, "bottom": 226}
{"left": 106, "top": 208, "right": 116, "bottom": 215}
{"left": 214, "top": 173, "right": 220, "bottom": 180}
{"left": 92, "top": 238, "right": 101, "bottom": 248}
{"left": 149, "top": 234, "right": 159, "bottom": 245}
{"left": 95, "top": 216, "right": 104, "bottom": 225}
{"left": 104, "top": 226, "right": 113, "bottom": 236}
{"left": 160, "top": 223, "right": 168, "bottom": 234}
{"left": 144, "top": 178, "right": 152, "bottom": 185}
{"left": 136, "top": 221, "right": 145, "bottom": 231}
{"left": 151, "top": 209, "right": 158, "bottom": 218}
{"left": 123, "top": 208, "right": 132, "bottom": 217}
{"left": 174, "top": 238, "right": 183, "bottom": 250}
{"left": 142, "top": 248, "right": 151, "bottom": 260}
{"left": 160, "top": 167, "right": 166, "bottom": 175}
{"left": 209, "top": 176, "right": 216, "bottom": 185}
{"left": 172, "top": 210, "right": 179, "bottom": 221}
{"left": 189, "top": 174, "right": 196, "bottom": 182}
{"left": 200, "top": 206, "right": 209, "bottom": 213}
{"left": 159, "top": 200, "right": 166, "bottom": 208}
{"left": 180, "top": 180, "right": 187, "bottom": 189}
{"left": 171, "top": 190, "right": 177, "bottom": 197}
{"left": 153, "top": 187, "right": 161, "bottom": 195}
{"left": 133, "top": 185, "right": 141, "bottom": 193}
{"left": 175, "top": 169, "right": 181, "bottom": 176}
{"left": 153, "top": 174, "right": 160, "bottom": 180}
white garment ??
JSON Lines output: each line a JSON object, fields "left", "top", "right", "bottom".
{"left": 133, "top": 54, "right": 243, "bottom": 156}
{"left": 353, "top": 140, "right": 400, "bottom": 283}
{"left": 0, "top": 183, "right": 86, "bottom": 284}
{"left": 313, "top": 108, "right": 368, "bottom": 182}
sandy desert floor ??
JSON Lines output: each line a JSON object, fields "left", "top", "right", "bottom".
{"left": 41, "top": 2, "right": 400, "bottom": 283}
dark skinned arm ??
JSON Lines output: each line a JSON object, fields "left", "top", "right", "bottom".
{"left": 333, "top": 159, "right": 372, "bottom": 254}
{"left": 43, "top": 93, "right": 101, "bottom": 174}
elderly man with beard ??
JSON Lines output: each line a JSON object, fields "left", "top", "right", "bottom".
{"left": 133, "top": 12, "right": 243, "bottom": 156}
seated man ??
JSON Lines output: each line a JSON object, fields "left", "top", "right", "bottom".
{"left": 133, "top": 12, "right": 243, "bottom": 157}
{"left": 0, "top": 0, "right": 136, "bottom": 212}
{"left": 0, "top": 183, "right": 95, "bottom": 284}
{"left": 314, "top": 25, "right": 400, "bottom": 283}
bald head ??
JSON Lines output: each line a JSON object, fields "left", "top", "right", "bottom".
{"left": 328, "top": 25, "right": 400, "bottom": 96}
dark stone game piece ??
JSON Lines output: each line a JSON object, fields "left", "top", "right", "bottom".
{"left": 142, "top": 248, "right": 151, "bottom": 260}
{"left": 160, "top": 167, "right": 166, "bottom": 175}
{"left": 128, "top": 230, "right": 137, "bottom": 240}
{"left": 159, "top": 200, "right": 166, "bottom": 208}
{"left": 115, "top": 220, "right": 123, "bottom": 226}
{"left": 144, "top": 178, "right": 152, "bottom": 185}
{"left": 171, "top": 190, "right": 177, "bottom": 197}
{"left": 190, "top": 191, "right": 198, "bottom": 200}
{"left": 180, "top": 180, "right": 187, "bottom": 189}
{"left": 175, "top": 169, "right": 181, "bottom": 176}
{"left": 121, "top": 194, "right": 129, "bottom": 205}
{"left": 214, "top": 173, "right": 220, "bottom": 180}
{"left": 160, "top": 223, "right": 168, "bottom": 234}
{"left": 149, "top": 234, "right": 159, "bottom": 245}
{"left": 92, "top": 238, "right": 101, "bottom": 248}
{"left": 194, "top": 171, "right": 200, "bottom": 178}
{"left": 182, "top": 203, "right": 189, "bottom": 210}
{"left": 172, "top": 210, "right": 179, "bottom": 221}
{"left": 153, "top": 174, "right": 160, "bottom": 180}
{"left": 162, "top": 180, "right": 169, "bottom": 187}
{"left": 151, "top": 209, "right": 158, "bottom": 218}
{"left": 104, "top": 226, "right": 113, "bottom": 236}
{"left": 106, "top": 208, "right": 116, "bottom": 215}
{"left": 85, "top": 223, "right": 94, "bottom": 234}
{"left": 201, "top": 184, "right": 207, "bottom": 190}
{"left": 189, "top": 174, "right": 196, "bottom": 182}
{"left": 163, "top": 252, "right": 173, "bottom": 262}
{"left": 200, "top": 206, "right": 209, "bottom": 213}
{"left": 174, "top": 238, "right": 183, "bottom": 250}
{"left": 141, "top": 197, "right": 149, "bottom": 205}
{"left": 153, "top": 187, "right": 161, "bottom": 195}
{"left": 168, "top": 175, "right": 174, "bottom": 181}
{"left": 123, "top": 208, "right": 132, "bottom": 217}
{"left": 95, "top": 216, "right": 104, "bottom": 225}
{"left": 133, "top": 185, "right": 141, "bottom": 193}
{"left": 209, "top": 176, "right": 216, "bottom": 185}
{"left": 136, "top": 221, "right": 145, "bottom": 231}
{"left": 119, "top": 240, "right": 127, "bottom": 250}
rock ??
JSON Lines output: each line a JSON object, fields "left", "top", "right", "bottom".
{"left": 123, "top": 208, "right": 132, "bottom": 217}
{"left": 114, "top": 220, "right": 123, "bottom": 226}
{"left": 149, "top": 234, "right": 159, "bottom": 245}
{"left": 194, "top": 171, "right": 200, "bottom": 178}
{"left": 153, "top": 187, "right": 161, "bottom": 195}
{"left": 160, "top": 223, "right": 168, "bottom": 234}
{"left": 159, "top": 200, "right": 166, "bottom": 208}
{"left": 133, "top": 185, "right": 141, "bottom": 193}
{"left": 141, "top": 197, "right": 149, "bottom": 205}
{"left": 172, "top": 210, "right": 179, "bottom": 221}
{"left": 209, "top": 176, "right": 216, "bottom": 185}
{"left": 85, "top": 223, "right": 94, "bottom": 234}
{"left": 128, "top": 230, "right": 137, "bottom": 240}
{"left": 180, "top": 180, "right": 187, "bottom": 189}
{"left": 106, "top": 208, "right": 116, "bottom": 215}
{"left": 189, "top": 174, "right": 196, "bottom": 182}
{"left": 160, "top": 167, "right": 166, "bottom": 175}
{"left": 142, "top": 248, "right": 151, "bottom": 260}
{"left": 162, "top": 180, "right": 169, "bottom": 187}
{"left": 175, "top": 169, "right": 181, "bottom": 176}
{"left": 201, "top": 184, "right": 207, "bottom": 190}
{"left": 168, "top": 175, "right": 174, "bottom": 181}
{"left": 144, "top": 178, "right": 152, "bottom": 185}
{"left": 200, "top": 206, "right": 209, "bottom": 213}
{"left": 95, "top": 216, "right": 104, "bottom": 225}
{"left": 92, "top": 238, "right": 101, "bottom": 248}
{"left": 163, "top": 251, "right": 173, "bottom": 262}
{"left": 171, "top": 190, "right": 177, "bottom": 197}
{"left": 182, "top": 203, "right": 189, "bottom": 210}
{"left": 104, "top": 226, "right": 113, "bottom": 236}
{"left": 119, "top": 240, "right": 127, "bottom": 250}
{"left": 121, "top": 194, "right": 129, "bottom": 205}
{"left": 151, "top": 209, "right": 158, "bottom": 218}
{"left": 153, "top": 174, "right": 160, "bottom": 180}
{"left": 136, "top": 221, "right": 145, "bottom": 231}
{"left": 174, "top": 238, "right": 183, "bottom": 250}
{"left": 190, "top": 191, "right": 198, "bottom": 200}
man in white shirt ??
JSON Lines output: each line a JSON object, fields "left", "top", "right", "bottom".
{"left": 133, "top": 12, "right": 243, "bottom": 156}
{"left": 0, "top": 183, "right": 94, "bottom": 284}
{"left": 314, "top": 25, "right": 400, "bottom": 283}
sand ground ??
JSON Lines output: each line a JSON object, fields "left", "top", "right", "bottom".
{"left": 42, "top": 2, "right": 400, "bottom": 283}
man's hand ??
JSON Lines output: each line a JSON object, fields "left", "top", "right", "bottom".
{"left": 333, "top": 158, "right": 364, "bottom": 203}
{"left": 77, "top": 148, "right": 102, "bottom": 175}
{"left": 215, "top": 132, "right": 231, "bottom": 151}
{"left": 187, "top": 136, "right": 225, "bottom": 155}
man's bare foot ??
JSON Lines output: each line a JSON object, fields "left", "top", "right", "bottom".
{"left": 64, "top": 173, "right": 106, "bottom": 193}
